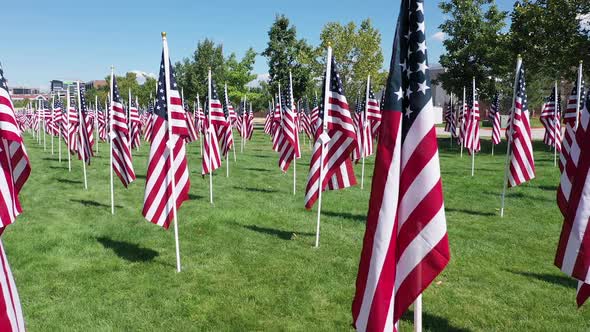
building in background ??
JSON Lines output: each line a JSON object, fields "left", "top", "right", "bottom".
{"left": 85, "top": 80, "right": 107, "bottom": 90}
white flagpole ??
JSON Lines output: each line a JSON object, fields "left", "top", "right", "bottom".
{"left": 58, "top": 95, "right": 62, "bottom": 163}
{"left": 361, "top": 75, "right": 370, "bottom": 190}
{"left": 128, "top": 88, "right": 133, "bottom": 157}
{"left": 109, "top": 67, "right": 115, "bottom": 214}
{"left": 554, "top": 81, "right": 558, "bottom": 167}
{"left": 500, "top": 55, "right": 522, "bottom": 218}
{"left": 197, "top": 95, "right": 203, "bottom": 158}
{"left": 76, "top": 81, "right": 88, "bottom": 190}
{"left": 208, "top": 69, "right": 214, "bottom": 205}
{"left": 95, "top": 95, "right": 99, "bottom": 155}
{"left": 51, "top": 95, "right": 55, "bottom": 155}
{"left": 471, "top": 77, "right": 476, "bottom": 177}
{"left": 289, "top": 71, "right": 297, "bottom": 195}
{"left": 43, "top": 99, "right": 46, "bottom": 151}
{"left": 315, "top": 45, "right": 332, "bottom": 248}
{"left": 241, "top": 96, "right": 245, "bottom": 153}
{"left": 414, "top": 295, "right": 422, "bottom": 332}
{"left": 66, "top": 87, "right": 72, "bottom": 172}
{"left": 224, "top": 83, "right": 230, "bottom": 177}
{"left": 460, "top": 86, "right": 465, "bottom": 158}
{"left": 162, "top": 32, "right": 182, "bottom": 273}
{"left": 575, "top": 61, "right": 583, "bottom": 131}
{"left": 449, "top": 93, "right": 453, "bottom": 148}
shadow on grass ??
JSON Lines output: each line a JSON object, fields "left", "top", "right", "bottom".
{"left": 243, "top": 225, "right": 313, "bottom": 240}
{"left": 401, "top": 310, "right": 470, "bottom": 332}
{"left": 254, "top": 154, "right": 273, "bottom": 159}
{"left": 188, "top": 194, "right": 204, "bottom": 200}
{"left": 445, "top": 207, "right": 495, "bottom": 217}
{"left": 57, "top": 178, "right": 82, "bottom": 184}
{"left": 96, "top": 237, "right": 159, "bottom": 262}
{"left": 482, "top": 191, "right": 552, "bottom": 202}
{"left": 506, "top": 270, "right": 576, "bottom": 289}
{"left": 70, "top": 199, "right": 122, "bottom": 208}
{"left": 322, "top": 210, "right": 366, "bottom": 222}
{"left": 233, "top": 186, "right": 278, "bottom": 194}
{"left": 49, "top": 166, "right": 66, "bottom": 170}
{"left": 135, "top": 174, "right": 146, "bottom": 179}
{"left": 42, "top": 157, "right": 58, "bottom": 161}
{"left": 243, "top": 167, "right": 271, "bottom": 172}
{"left": 535, "top": 185, "right": 558, "bottom": 191}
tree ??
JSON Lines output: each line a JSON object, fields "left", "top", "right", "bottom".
{"left": 438, "top": 0, "right": 510, "bottom": 102}
{"left": 510, "top": 0, "right": 590, "bottom": 107}
{"left": 262, "top": 14, "right": 313, "bottom": 98}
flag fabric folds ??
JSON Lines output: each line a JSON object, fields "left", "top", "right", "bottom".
{"left": 489, "top": 93, "right": 501, "bottom": 145}
{"left": 540, "top": 87, "right": 561, "bottom": 151}
{"left": 463, "top": 84, "right": 480, "bottom": 154}
{"left": 202, "top": 82, "right": 222, "bottom": 175}
{"left": 304, "top": 55, "right": 357, "bottom": 210}
{"left": 352, "top": 1, "right": 450, "bottom": 330}
{"left": 507, "top": 62, "right": 535, "bottom": 187}
{"left": 110, "top": 76, "right": 136, "bottom": 187}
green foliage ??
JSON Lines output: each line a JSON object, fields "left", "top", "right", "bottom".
{"left": 174, "top": 39, "right": 258, "bottom": 107}
{"left": 318, "top": 19, "right": 385, "bottom": 96}
{"left": 438, "top": 0, "right": 510, "bottom": 103}
{"left": 11, "top": 132, "right": 590, "bottom": 330}
{"left": 262, "top": 15, "right": 315, "bottom": 98}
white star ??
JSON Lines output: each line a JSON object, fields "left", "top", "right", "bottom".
{"left": 404, "top": 30, "right": 411, "bottom": 40}
{"left": 417, "top": 81, "right": 430, "bottom": 94}
{"left": 416, "top": 41, "right": 427, "bottom": 53}
{"left": 400, "top": 60, "right": 407, "bottom": 72}
{"left": 416, "top": 2, "right": 424, "bottom": 13}
{"left": 394, "top": 87, "right": 403, "bottom": 100}
{"left": 417, "top": 61, "right": 428, "bottom": 74}
{"left": 405, "top": 106, "right": 412, "bottom": 118}
{"left": 406, "top": 87, "right": 413, "bottom": 98}
{"left": 406, "top": 68, "right": 413, "bottom": 80}
{"left": 417, "top": 21, "right": 425, "bottom": 33}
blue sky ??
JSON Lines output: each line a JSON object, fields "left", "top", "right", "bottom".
{"left": 2, "top": 0, "right": 515, "bottom": 90}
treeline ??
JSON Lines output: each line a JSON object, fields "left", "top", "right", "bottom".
{"left": 438, "top": 0, "right": 590, "bottom": 110}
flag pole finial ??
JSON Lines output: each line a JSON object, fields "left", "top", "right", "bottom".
{"left": 161, "top": 31, "right": 167, "bottom": 38}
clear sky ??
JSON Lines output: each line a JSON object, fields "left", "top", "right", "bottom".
{"left": 2, "top": 0, "right": 515, "bottom": 90}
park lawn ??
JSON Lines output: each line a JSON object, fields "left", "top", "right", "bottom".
{"left": 3, "top": 130, "right": 589, "bottom": 331}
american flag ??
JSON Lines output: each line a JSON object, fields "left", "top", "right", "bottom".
{"left": 220, "top": 85, "right": 235, "bottom": 156}
{"left": 184, "top": 107, "right": 198, "bottom": 143}
{"left": 555, "top": 88, "right": 590, "bottom": 307}
{"left": 263, "top": 104, "right": 272, "bottom": 135}
{"left": 507, "top": 60, "right": 535, "bottom": 187}
{"left": 310, "top": 96, "right": 319, "bottom": 134}
{"left": 67, "top": 91, "right": 78, "bottom": 154}
{"left": 276, "top": 82, "right": 300, "bottom": 172}
{"left": 366, "top": 86, "right": 381, "bottom": 138}
{"left": 458, "top": 94, "right": 467, "bottom": 144}
{"left": 202, "top": 78, "right": 222, "bottom": 175}
{"left": 489, "top": 93, "right": 501, "bottom": 145}
{"left": 97, "top": 102, "right": 107, "bottom": 141}
{"left": 352, "top": 1, "right": 450, "bottom": 330}
{"left": 444, "top": 100, "right": 456, "bottom": 138}
{"left": 0, "top": 65, "right": 30, "bottom": 332}
{"left": 300, "top": 99, "right": 313, "bottom": 140}
{"left": 559, "top": 79, "right": 584, "bottom": 174}
{"left": 53, "top": 99, "right": 64, "bottom": 138}
{"left": 129, "top": 96, "right": 141, "bottom": 149}
{"left": 352, "top": 96, "right": 363, "bottom": 161}
{"left": 540, "top": 87, "right": 562, "bottom": 151}
{"left": 142, "top": 41, "right": 191, "bottom": 229}
{"left": 110, "top": 75, "right": 136, "bottom": 187}
{"left": 463, "top": 82, "right": 480, "bottom": 154}
{"left": 304, "top": 54, "right": 357, "bottom": 209}
{"left": 244, "top": 101, "right": 254, "bottom": 140}
{"left": 195, "top": 96, "right": 205, "bottom": 134}
{"left": 76, "top": 83, "right": 94, "bottom": 164}
{"left": 143, "top": 100, "right": 155, "bottom": 142}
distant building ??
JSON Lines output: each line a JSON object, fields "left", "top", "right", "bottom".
{"left": 85, "top": 80, "right": 107, "bottom": 90}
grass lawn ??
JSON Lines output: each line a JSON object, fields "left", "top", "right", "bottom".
{"left": 4, "top": 130, "right": 589, "bottom": 331}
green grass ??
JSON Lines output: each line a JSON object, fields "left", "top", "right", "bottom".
{"left": 5, "top": 131, "right": 590, "bottom": 331}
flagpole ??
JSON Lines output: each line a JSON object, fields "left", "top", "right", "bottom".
{"left": 554, "top": 81, "right": 558, "bottom": 167}
{"left": 208, "top": 69, "right": 214, "bottom": 205}
{"left": 460, "top": 86, "right": 465, "bottom": 158}
{"left": 471, "top": 77, "right": 475, "bottom": 177}
{"left": 43, "top": 100, "right": 46, "bottom": 151}
{"left": 51, "top": 95, "right": 55, "bottom": 155}
{"left": 109, "top": 67, "right": 115, "bottom": 214}
{"left": 575, "top": 61, "right": 583, "bottom": 130}
{"left": 290, "top": 71, "right": 297, "bottom": 195}
{"left": 361, "top": 75, "right": 370, "bottom": 190}
{"left": 500, "top": 55, "right": 522, "bottom": 218}
{"left": 58, "top": 95, "right": 62, "bottom": 163}
{"left": 66, "top": 86, "right": 72, "bottom": 172}
{"left": 224, "top": 83, "right": 230, "bottom": 177}
{"left": 414, "top": 294, "right": 422, "bottom": 332}
{"left": 76, "top": 81, "right": 88, "bottom": 190}
{"left": 162, "top": 32, "right": 182, "bottom": 272}
{"left": 315, "top": 45, "right": 332, "bottom": 248}
{"left": 95, "top": 95, "right": 99, "bottom": 155}
{"left": 449, "top": 93, "right": 453, "bottom": 148}
{"left": 241, "top": 96, "right": 245, "bottom": 153}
